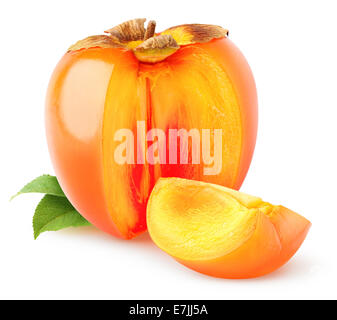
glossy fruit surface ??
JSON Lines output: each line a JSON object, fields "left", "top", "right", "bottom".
{"left": 147, "top": 178, "right": 311, "bottom": 278}
{"left": 45, "top": 20, "right": 258, "bottom": 239}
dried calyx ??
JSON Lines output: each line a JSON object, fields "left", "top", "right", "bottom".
{"left": 68, "top": 19, "right": 229, "bottom": 63}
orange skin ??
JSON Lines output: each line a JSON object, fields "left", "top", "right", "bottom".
{"left": 176, "top": 207, "right": 311, "bottom": 279}
{"left": 45, "top": 37, "right": 258, "bottom": 239}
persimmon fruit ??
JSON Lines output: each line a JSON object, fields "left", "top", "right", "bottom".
{"left": 45, "top": 19, "right": 258, "bottom": 239}
{"left": 147, "top": 178, "right": 311, "bottom": 279}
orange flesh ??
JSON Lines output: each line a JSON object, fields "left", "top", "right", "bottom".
{"left": 147, "top": 178, "right": 311, "bottom": 278}
{"left": 102, "top": 42, "right": 243, "bottom": 236}
{"left": 45, "top": 37, "right": 258, "bottom": 239}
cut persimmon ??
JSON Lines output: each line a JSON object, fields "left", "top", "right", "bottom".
{"left": 147, "top": 178, "right": 311, "bottom": 279}
{"left": 45, "top": 18, "right": 258, "bottom": 239}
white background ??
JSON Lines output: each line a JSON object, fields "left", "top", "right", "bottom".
{"left": 1, "top": 0, "right": 336, "bottom": 299}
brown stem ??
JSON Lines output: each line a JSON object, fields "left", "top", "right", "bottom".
{"left": 144, "top": 20, "right": 156, "bottom": 40}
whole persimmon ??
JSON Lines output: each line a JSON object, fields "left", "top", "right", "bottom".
{"left": 45, "top": 19, "right": 258, "bottom": 239}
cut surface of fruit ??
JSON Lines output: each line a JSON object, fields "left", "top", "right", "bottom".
{"left": 147, "top": 178, "right": 311, "bottom": 278}
{"left": 148, "top": 180, "right": 259, "bottom": 261}
{"left": 101, "top": 43, "right": 244, "bottom": 238}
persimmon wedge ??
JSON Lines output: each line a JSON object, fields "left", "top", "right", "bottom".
{"left": 147, "top": 178, "right": 311, "bottom": 279}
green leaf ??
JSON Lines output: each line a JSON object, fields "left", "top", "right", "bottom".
{"left": 33, "top": 194, "right": 91, "bottom": 239}
{"left": 13, "top": 174, "right": 91, "bottom": 238}
{"left": 11, "top": 174, "right": 65, "bottom": 199}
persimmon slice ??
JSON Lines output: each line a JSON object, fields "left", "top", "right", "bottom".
{"left": 147, "top": 178, "right": 311, "bottom": 279}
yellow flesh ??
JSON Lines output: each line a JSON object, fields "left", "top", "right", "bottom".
{"left": 147, "top": 178, "right": 271, "bottom": 261}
